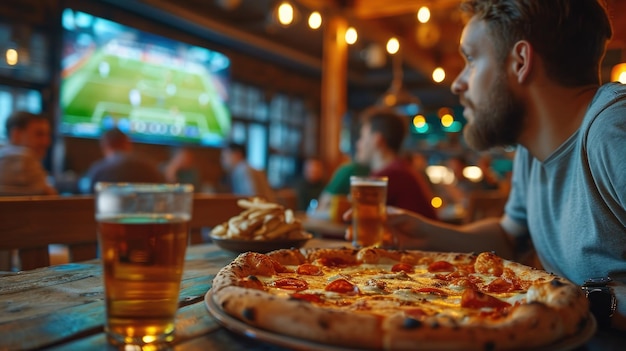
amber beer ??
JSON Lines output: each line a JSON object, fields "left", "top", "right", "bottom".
{"left": 350, "top": 176, "right": 388, "bottom": 248}
{"left": 95, "top": 183, "right": 193, "bottom": 347}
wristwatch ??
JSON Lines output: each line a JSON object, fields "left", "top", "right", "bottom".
{"left": 581, "top": 277, "right": 617, "bottom": 329}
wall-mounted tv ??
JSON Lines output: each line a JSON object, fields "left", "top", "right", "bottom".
{"left": 60, "top": 9, "right": 231, "bottom": 147}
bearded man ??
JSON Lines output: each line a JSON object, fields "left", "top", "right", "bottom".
{"left": 351, "top": 0, "right": 626, "bottom": 331}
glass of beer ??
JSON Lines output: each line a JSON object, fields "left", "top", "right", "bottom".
{"left": 350, "top": 176, "right": 388, "bottom": 248}
{"left": 95, "top": 183, "right": 193, "bottom": 347}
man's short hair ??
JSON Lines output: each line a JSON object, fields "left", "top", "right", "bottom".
{"left": 5, "top": 111, "right": 47, "bottom": 138}
{"left": 360, "top": 107, "right": 408, "bottom": 153}
{"left": 101, "top": 127, "right": 130, "bottom": 149}
{"left": 226, "top": 142, "right": 247, "bottom": 158}
{"left": 461, "top": 0, "right": 612, "bottom": 86}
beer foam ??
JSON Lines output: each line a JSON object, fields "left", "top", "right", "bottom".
{"left": 350, "top": 179, "right": 387, "bottom": 187}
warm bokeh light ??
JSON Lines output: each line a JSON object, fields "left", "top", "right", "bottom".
{"left": 277, "top": 2, "right": 294, "bottom": 26}
{"left": 413, "top": 115, "right": 426, "bottom": 128}
{"left": 308, "top": 11, "right": 322, "bottom": 29}
{"left": 417, "top": 6, "right": 431, "bottom": 23}
{"left": 612, "top": 63, "right": 626, "bottom": 84}
{"left": 345, "top": 27, "right": 358, "bottom": 45}
{"left": 431, "top": 196, "right": 443, "bottom": 209}
{"left": 426, "top": 165, "right": 454, "bottom": 185}
{"left": 5, "top": 49, "right": 18, "bottom": 66}
{"left": 463, "top": 166, "right": 484, "bottom": 182}
{"left": 432, "top": 67, "right": 445, "bottom": 83}
{"left": 441, "top": 113, "right": 454, "bottom": 127}
{"left": 386, "top": 37, "right": 400, "bottom": 54}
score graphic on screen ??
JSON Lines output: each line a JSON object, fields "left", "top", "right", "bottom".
{"left": 60, "top": 9, "right": 231, "bottom": 147}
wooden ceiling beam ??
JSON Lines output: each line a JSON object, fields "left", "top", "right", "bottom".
{"left": 349, "top": 0, "right": 461, "bottom": 19}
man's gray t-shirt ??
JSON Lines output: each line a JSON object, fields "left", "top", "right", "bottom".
{"left": 503, "top": 82, "right": 626, "bottom": 315}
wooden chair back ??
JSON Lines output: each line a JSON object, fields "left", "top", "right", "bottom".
{"left": 465, "top": 190, "right": 509, "bottom": 223}
{"left": 0, "top": 194, "right": 244, "bottom": 271}
{"left": 0, "top": 196, "right": 97, "bottom": 271}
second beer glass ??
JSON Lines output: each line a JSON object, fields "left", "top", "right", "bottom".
{"left": 350, "top": 176, "right": 388, "bottom": 248}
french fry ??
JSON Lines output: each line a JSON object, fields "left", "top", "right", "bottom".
{"left": 213, "top": 197, "right": 306, "bottom": 241}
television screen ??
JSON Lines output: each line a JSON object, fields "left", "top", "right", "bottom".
{"left": 60, "top": 9, "right": 231, "bottom": 147}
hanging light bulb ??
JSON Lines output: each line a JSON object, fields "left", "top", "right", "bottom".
{"left": 417, "top": 6, "right": 430, "bottom": 23}
{"left": 277, "top": 1, "right": 294, "bottom": 26}
{"left": 345, "top": 27, "right": 358, "bottom": 45}
{"left": 5, "top": 48, "right": 18, "bottom": 66}
{"left": 386, "top": 37, "right": 400, "bottom": 55}
{"left": 432, "top": 67, "right": 445, "bottom": 83}
{"left": 308, "top": 11, "right": 322, "bottom": 29}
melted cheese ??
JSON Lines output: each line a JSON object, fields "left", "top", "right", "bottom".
{"left": 257, "top": 261, "right": 530, "bottom": 321}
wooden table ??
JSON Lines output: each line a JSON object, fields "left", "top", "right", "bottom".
{"left": 1, "top": 239, "right": 624, "bottom": 351}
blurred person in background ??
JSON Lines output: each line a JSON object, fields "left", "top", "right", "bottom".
{"left": 0, "top": 111, "right": 57, "bottom": 196}
{"left": 80, "top": 127, "right": 165, "bottom": 193}
{"left": 220, "top": 142, "right": 275, "bottom": 202}
{"left": 355, "top": 107, "right": 437, "bottom": 220}
{"left": 162, "top": 147, "right": 201, "bottom": 191}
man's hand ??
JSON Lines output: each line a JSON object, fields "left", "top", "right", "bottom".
{"left": 343, "top": 206, "right": 429, "bottom": 250}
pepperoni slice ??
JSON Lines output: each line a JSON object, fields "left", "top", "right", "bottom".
{"left": 272, "top": 277, "right": 309, "bottom": 291}
{"left": 325, "top": 278, "right": 359, "bottom": 294}
{"left": 391, "top": 263, "right": 414, "bottom": 273}
{"left": 461, "top": 288, "right": 511, "bottom": 310}
{"left": 428, "top": 261, "right": 455, "bottom": 272}
{"left": 297, "top": 263, "right": 322, "bottom": 276}
{"left": 484, "top": 277, "right": 516, "bottom": 293}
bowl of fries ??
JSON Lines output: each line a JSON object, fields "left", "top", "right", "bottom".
{"left": 209, "top": 197, "right": 313, "bottom": 253}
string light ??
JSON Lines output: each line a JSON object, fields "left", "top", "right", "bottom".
{"left": 345, "top": 27, "right": 358, "bottom": 45}
{"left": 440, "top": 113, "right": 454, "bottom": 127}
{"left": 432, "top": 67, "right": 445, "bottom": 83}
{"left": 308, "top": 11, "right": 322, "bottom": 29}
{"left": 277, "top": 2, "right": 294, "bottom": 26}
{"left": 431, "top": 196, "right": 443, "bottom": 209}
{"left": 413, "top": 115, "right": 426, "bottom": 128}
{"left": 417, "top": 6, "right": 431, "bottom": 23}
{"left": 5, "top": 49, "right": 18, "bottom": 66}
{"left": 386, "top": 37, "right": 399, "bottom": 54}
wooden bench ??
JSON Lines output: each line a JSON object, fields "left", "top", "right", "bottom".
{"left": 0, "top": 194, "right": 244, "bottom": 271}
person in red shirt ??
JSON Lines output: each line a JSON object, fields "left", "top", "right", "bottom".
{"left": 354, "top": 107, "right": 437, "bottom": 220}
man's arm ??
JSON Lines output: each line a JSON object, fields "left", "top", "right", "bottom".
{"left": 387, "top": 210, "right": 516, "bottom": 259}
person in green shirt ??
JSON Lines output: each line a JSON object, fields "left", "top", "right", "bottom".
{"left": 309, "top": 160, "right": 369, "bottom": 222}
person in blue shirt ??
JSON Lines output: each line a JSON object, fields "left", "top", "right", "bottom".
{"left": 367, "top": 0, "right": 625, "bottom": 330}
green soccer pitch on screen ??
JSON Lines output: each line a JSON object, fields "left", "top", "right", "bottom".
{"left": 59, "top": 8, "right": 231, "bottom": 147}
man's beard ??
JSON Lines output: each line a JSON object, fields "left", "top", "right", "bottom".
{"left": 463, "top": 74, "right": 525, "bottom": 151}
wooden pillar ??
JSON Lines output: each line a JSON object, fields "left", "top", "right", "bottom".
{"left": 320, "top": 15, "right": 348, "bottom": 171}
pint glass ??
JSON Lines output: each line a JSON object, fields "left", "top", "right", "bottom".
{"left": 95, "top": 183, "right": 193, "bottom": 346}
{"left": 350, "top": 176, "right": 388, "bottom": 248}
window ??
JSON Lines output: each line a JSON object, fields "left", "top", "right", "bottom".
{"left": 229, "top": 82, "right": 318, "bottom": 188}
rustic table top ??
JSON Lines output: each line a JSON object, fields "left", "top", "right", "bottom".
{"left": 0, "top": 239, "right": 624, "bottom": 351}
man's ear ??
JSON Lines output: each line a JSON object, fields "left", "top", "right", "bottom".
{"left": 510, "top": 40, "right": 533, "bottom": 84}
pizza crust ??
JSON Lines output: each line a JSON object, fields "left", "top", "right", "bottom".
{"left": 211, "top": 248, "right": 590, "bottom": 350}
